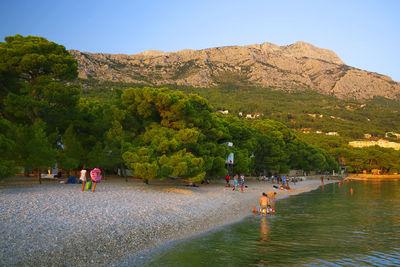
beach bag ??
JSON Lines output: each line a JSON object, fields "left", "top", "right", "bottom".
{"left": 85, "top": 181, "right": 92, "bottom": 190}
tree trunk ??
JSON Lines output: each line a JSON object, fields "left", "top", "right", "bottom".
{"left": 37, "top": 168, "right": 41, "bottom": 184}
{"left": 144, "top": 178, "right": 149, "bottom": 184}
{"left": 120, "top": 164, "right": 127, "bottom": 182}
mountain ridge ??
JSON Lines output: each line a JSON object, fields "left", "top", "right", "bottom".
{"left": 69, "top": 41, "right": 399, "bottom": 101}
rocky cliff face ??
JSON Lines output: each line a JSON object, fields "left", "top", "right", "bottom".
{"left": 69, "top": 41, "right": 400, "bottom": 100}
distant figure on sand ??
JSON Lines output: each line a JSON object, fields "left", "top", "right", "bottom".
{"left": 186, "top": 182, "right": 198, "bottom": 187}
{"left": 281, "top": 183, "right": 291, "bottom": 190}
{"left": 80, "top": 166, "right": 87, "bottom": 191}
{"left": 282, "top": 175, "right": 287, "bottom": 186}
{"left": 90, "top": 168, "right": 102, "bottom": 192}
{"left": 225, "top": 175, "right": 230, "bottom": 187}
{"left": 240, "top": 174, "right": 245, "bottom": 192}
{"left": 259, "top": 193, "right": 271, "bottom": 215}
{"left": 232, "top": 174, "right": 238, "bottom": 191}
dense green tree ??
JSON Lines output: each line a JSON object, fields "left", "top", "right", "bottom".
{"left": 0, "top": 119, "right": 17, "bottom": 179}
{"left": 1, "top": 35, "right": 79, "bottom": 123}
{"left": 57, "top": 124, "right": 81, "bottom": 177}
{"left": 120, "top": 88, "right": 210, "bottom": 182}
{"left": 342, "top": 146, "right": 400, "bottom": 174}
{"left": 0, "top": 35, "right": 80, "bottom": 177}
{"left": 85, "top": 142, "right": 121, "bottom": 179}
{"left": 14, "top": 121, "right": 56, "bottom": 183}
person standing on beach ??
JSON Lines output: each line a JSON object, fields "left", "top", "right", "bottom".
{"left": 282, "top": 175, "right": 287, "bottom": 186}
{"left": 240, "top": 174, "right": 245, "bottom": 192}
{"left": 80, "top": 166, "right": 87, "bottom": 191}
{"left": 225, "top": 175, "right": 230, "bottom": 187}
{"left": 90, "top": 168, "right": 102, "bottom": 192}
{"left": 232, "top": 174, "right": 238, "bottom": 191}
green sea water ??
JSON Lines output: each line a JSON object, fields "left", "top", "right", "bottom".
{"left": 141, "top": 180, "right": 400, "bottom": 266}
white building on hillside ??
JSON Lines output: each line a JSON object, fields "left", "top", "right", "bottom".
{"left": 349, "top": 139, "right": 400, "bottom": 150}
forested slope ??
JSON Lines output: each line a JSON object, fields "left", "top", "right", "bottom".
{"left": 80, "top": 80, "right": 400, "bottom": 174}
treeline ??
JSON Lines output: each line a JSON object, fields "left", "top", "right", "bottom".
{"left": 0, "top": 35, "right": 338, "bottom": 181}
{"left": 79, "top": 80, "right": 400, "bottom": 139}
{"left": 79, "top": 77, "right": 400, "bottom": 174}
{"left": 297, "top": 132, "right": 400, "bottom": 174}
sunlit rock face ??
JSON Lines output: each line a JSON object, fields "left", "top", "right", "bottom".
{"left": 69, "top": 41, "right": 399, "bottom": 101}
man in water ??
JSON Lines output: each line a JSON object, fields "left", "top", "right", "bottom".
{"left": 267, "top": 191, "right": 277, "bottom": 210}
{"left": 259, "top": 193, "right": 271, "bottom": 215}
{"left": 267, "top": 191, "right": 277, "bottom": 201}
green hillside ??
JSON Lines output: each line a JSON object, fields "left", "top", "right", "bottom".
{"left": 79, "top": 79, "right": 400, "bottom": 174}
{"left": 80, "top": 79, "right": 400, "bottom": 140}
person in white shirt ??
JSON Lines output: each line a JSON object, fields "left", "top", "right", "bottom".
{"left": 80, "top": 166, "right": 87, "bottom": 191}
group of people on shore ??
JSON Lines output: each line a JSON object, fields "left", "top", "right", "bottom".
{"left": 225, "top": 174, "right": 246, "bottom": 192}
{"left": 259, "top": 175, "right": 300, "bottom": 185}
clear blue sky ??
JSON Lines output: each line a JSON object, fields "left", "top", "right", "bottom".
{"left": 1, "top": 0, "right": 399, "bottom": 81}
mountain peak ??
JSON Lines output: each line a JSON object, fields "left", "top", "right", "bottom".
{"left": 69, "top": 41, "right": 399, "bottom": 101}
{"left": 282, "top": 41, "right": 343, "bottom": 64}
{"left": 137, "top": 50, "right": 167, "bottom": 56}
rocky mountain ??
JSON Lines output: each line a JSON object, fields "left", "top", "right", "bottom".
{"left": 69, "top": 41, "right": 400, "bottom": 100}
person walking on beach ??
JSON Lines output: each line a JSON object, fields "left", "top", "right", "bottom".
{"left": 232, "top": 174, "right": 238, "bottom": 191}
{"left": 240, "top": 174, "right": 245, "bottom": 192}
{"left": 80, "top": 166, "right": 87, "bottom": 191}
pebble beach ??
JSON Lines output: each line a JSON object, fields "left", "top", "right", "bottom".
{"left": 0, "top": 177, "right": 335, "bottom": 266}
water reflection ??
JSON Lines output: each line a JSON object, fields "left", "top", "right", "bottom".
{"left": 259, "top": 216, "right": 269, "bottom": 243}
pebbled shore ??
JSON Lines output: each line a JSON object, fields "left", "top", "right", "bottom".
{"left": 0, "top": 178, "right": 335, "bottom": 266}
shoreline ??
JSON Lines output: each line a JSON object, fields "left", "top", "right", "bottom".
{"left": 122, "top": 179, "right": 336, "bottom": 266}
{"left": 0, "top": 177, "right": 336, "bottom": 266}
{"left": 348, "top": 173, "right": 400, "bottom": 180}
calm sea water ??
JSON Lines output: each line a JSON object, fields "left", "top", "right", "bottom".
{"left": 141, "top": 181, "right": 400, "bottom": 266}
